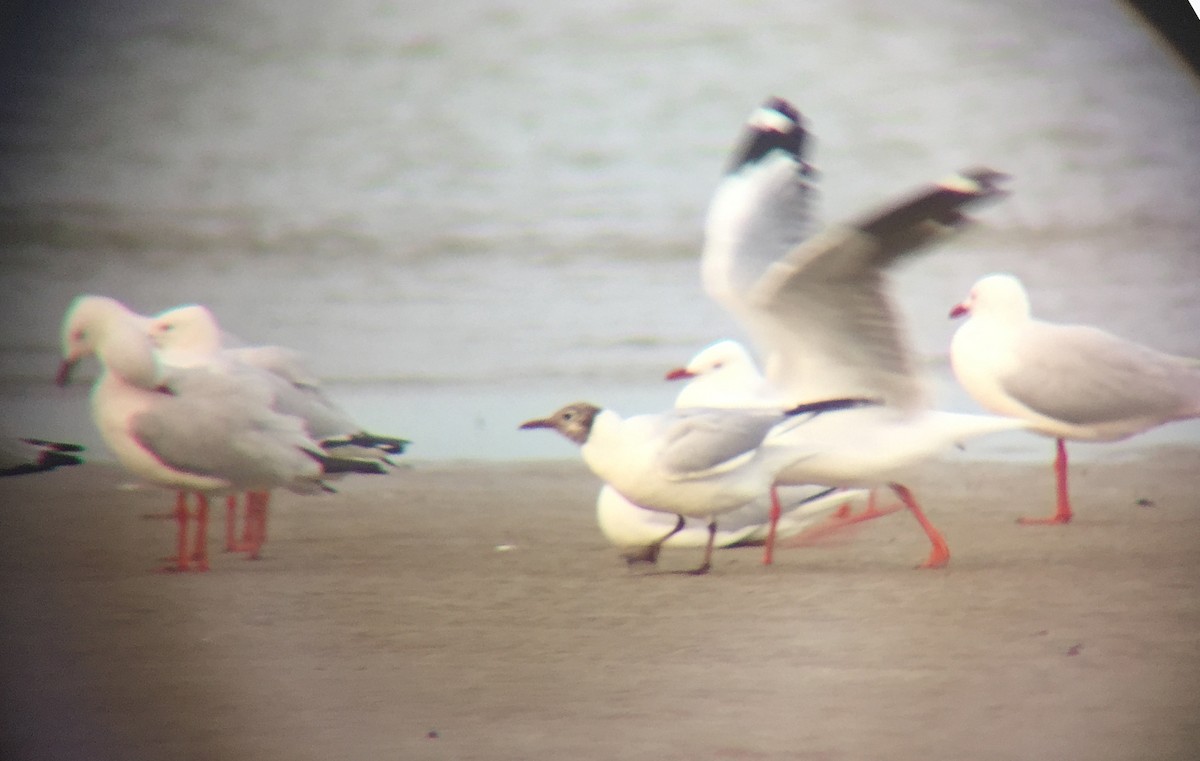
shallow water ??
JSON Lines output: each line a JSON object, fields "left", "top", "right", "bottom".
{"left": 1, "top": 0, "right": 1198, "bottom": 461}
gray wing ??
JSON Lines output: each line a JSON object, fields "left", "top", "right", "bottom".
{"left": 222, "top": 346, "right": 361, "bottom": 439}
{"left": 704, "top": 157, "right": 1007, "bottom": 408}
{"left": 263, "top": 373, "right": 358, "bottom": 440}
{"left": 655, "top": 408, "right": 784, "bottom": 476}
{"left": 227, "top": 345, "right": 322, "bottom": 388}
{"left": 131, "top": 367, "right": 322, "bottom": 487}
{"left": 1003, "top": 323, "right": 1200, "bottom": 426}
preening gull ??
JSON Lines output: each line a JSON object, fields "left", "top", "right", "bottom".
{"left": 57, "top": 295, "right": 385, "bottom": 571}
{"left": 148, "top": 303, "right": 409, "bottom": 555}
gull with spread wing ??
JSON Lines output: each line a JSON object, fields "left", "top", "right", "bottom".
{"left": 692, "top": 96, "right": 1021, "bottom": 568}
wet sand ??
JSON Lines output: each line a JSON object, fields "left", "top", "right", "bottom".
{"left": 1, "top": 450, "right": 1199, "bottom": 761}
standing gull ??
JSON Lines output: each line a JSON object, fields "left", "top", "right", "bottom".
{"left": 597, "top": 338, "right": 888, "bottom": 563}
{"left": 950, "top": 272, "right": 1200, "bottom": 524}
{"left": 521, "top": 398, "right": 874, "bottom": 574}
{"left": 57, "top": 295, "right": 385, "bottom": 571}
{"left": 696, "top": 96, "right": 1017, "bottom": 568}
{"left": 148, "top": 303, "right": 409, "bottom": 555}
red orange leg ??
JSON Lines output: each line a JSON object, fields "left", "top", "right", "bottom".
{"left": 190, "top": 494, "right": 210, "bottom": 571}
{"left": 1017, "top": 438, "right": 1073, "bottom": 525}
{"left": 224, "top": 494, "right": 241, "bottom": 551}
{"left": 689, "top": 519, "right": 716, "bottom": 575}
{"left": 779, "top": 490, "right": 903, "bottom": 548}
{"left": 856, "top": 489, "right": 896, "bottom": 521}
{"left": 244, "top": 491, "right": 270, "bottom": 560}
{"left": 240, "top": 492, "right": 255, "bottom": 546}
{"left": 159, "top": 491, "right": 191, "bottom": 573}
{"left": 762, "top": 485, "right": 782, "bottom": 566}
{"left": 889, "top": 483, "right": 950, "bottom": 570}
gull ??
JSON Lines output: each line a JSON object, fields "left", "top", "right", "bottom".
{"left": 950, "top": 272, "right": 1200, "bottom": 524}
{"left": 693, "top": 96, "right": 1018, "bottom": 568}
{"left": 57, "top": 295, "right": 386, "bottom": 571}
{"left": 0, "top": 437, "right": 84, "bottom": 477}
{"left": 520, "top": 397, "right": 875, "bottom": 574}
{"left": 148, "top": 303, "right": 409, "bottom": 554}
{"left": 594, "top": 339, "right": 894, "bottom": 563}
{"left": 595, "top": 483, "right": 876, "bottom": 554}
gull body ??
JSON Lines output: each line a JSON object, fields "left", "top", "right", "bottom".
{"left": 589, "top": 339, "right": 883, "bottom": 558}
{"left": 950, "top": 272, "right": 1200, "bottom": 523}
{"left": 595, "top": 483, "right": 872, "bottom": 550}
{"left": 150, "top": 304, "right": 408, "bottom": 456}
{"left": 148, "top": 303, "right": 407, "bottom": 553}
{"left": 521, "top": 399, "right": 870, "bottom": 573}
{"left": 687, "top": 96, "right": 1013, "bottom": 567}
{"left": 57, "top": 295, "right": 384, "bottom": 570}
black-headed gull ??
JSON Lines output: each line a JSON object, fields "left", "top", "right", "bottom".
{"left": 520, "top": 397, "right": 875, "bottom": 574}
{"left": 595, "top": 339, "right": 885, "bottom": 562}
{"left": 148, "top": 303, "right": 409, "bottom": 554}
{"left": 692, "top": 97, "right": 1016, "bottom": 568}
{"left": 57, "top": 295, "right": 386, "bottom": 572}
{"left": 950, "top": 272, "right": 1200, "bottom": 524}
{"left": 0, "top": 437, "right": 85, "bottom": 477}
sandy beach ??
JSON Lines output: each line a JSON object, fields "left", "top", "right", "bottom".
{"left": 1, "top": 450, "right": 1198, "bottom": 761}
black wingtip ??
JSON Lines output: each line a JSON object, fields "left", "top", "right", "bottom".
{"left": 308, "top": 450, "right": 388, "bottom": 476}
{"left": 941, "top": 167, "right": 1011, "bottom": 203}
{"left": 783, "top": 398, "right": 880, "bottom": 417}
{"left": 0, "top": 450, "right": 84, "bottom": 477}
{"left": 40, "top": 450, "right": 85, "bottom": 469}
{"left": 857, "top": 167, "right": 1011, "bottom": 242}
{"left": 726, "top": 96, "right": 809, "bottom": 175}
{"left": 20, "top": 438, "right": 86, "bottom": 453}
{"left": 322, "top": 432, "right": 410, "bottom": 455}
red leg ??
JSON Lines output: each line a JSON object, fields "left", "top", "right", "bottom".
{"left": 1018, "top": 438, "right": 1073, "bottom": 525}
{"left": 778, "top": 490, "right": 904, "bottom": 548}
{"left": 224, "top": 494, "right": 240, "bottom": 551}
{"left": 689, "top": 519, "right": 716, "bottom": 575}
{"left": 190, "top": 494, "right": 210, "bottom": 571}
{"left": 889, "top": 483, "right": 950, "bottom": 569}
{"left": 159, "top": 491, "right": 191, "bottom": 573}
{"left": 240, "top": 492, "right": 255, "bottom": 546}
{"left": 244, "top": 491, "right": 270, "bottom": 560}
{"left": 762, "top": 485, "right": 782, "bottom": 565}
{"left": 855, "top": 489, "right": 896, "bottom": 521}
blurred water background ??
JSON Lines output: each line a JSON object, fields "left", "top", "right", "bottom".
{"left": 0, "top": 0, "right": 1198, "bottom": 461}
